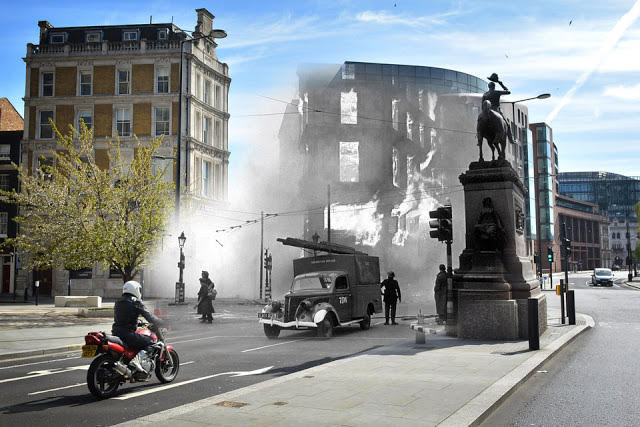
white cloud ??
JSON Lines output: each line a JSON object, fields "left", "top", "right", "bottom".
{"left": 604, "top": 83, "right": 640, "bottom": 100}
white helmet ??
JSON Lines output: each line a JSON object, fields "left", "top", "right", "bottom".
{"left": 123, "top": 280, "right": 142, "bottom": 299}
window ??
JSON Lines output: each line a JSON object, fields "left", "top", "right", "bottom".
{"left": 123, "top": 31, "right": 138, "bottom": 41}
{"left": 341, "top": 89, "right": 357, "bottom": 124}
{"left": 117, "top": 69, "right": 130, "bottom": 95}
{"left": 214, "top": 85, "right": 221, "bottom": 109}
{"left": 214, "top": 120, "right": 221, "bottom": 148}
{"left": 50, "top": 33, "right": 65, "bottom": 44}
{"left": 0, "top": 174, "right": 10, "bottom": 191}
{"left": 155, "top": 107, "right": 170, "bottom": 136}
{"left": 41, "top": 72, "right": 54, "bottom": 97}
{"left": 70, "top": 268, "right": 92, "bottom": 279}
{"left": 195, "top": 74, "right": 202, "bottom": 99}
{"left": 156, "top": 68, "right": 169, "bottom": 93}
{"left": 0, "top": 145, "right": 10, "bottom": 161}
{"left": 339, "top": 141, "right": 359, "bottom": 183}
{"left": 0, "top": 212, "right": 7, "bottom": 236}
{"left": 39, "top": 110, "right": 54, "bottom": 139}
{"left": 391, "top": 99, "right": 399, "bottom": 131}
{"left": 342, "top": 63, "right": 355, "bottom": 79}
{"left": 214, "top": 163, "right": 222, "bottom": 199}
{"left": 204, "top": 80, "right": 212, "bottom": 105}
{"left": 79, "top": 70, "right": 92, "bottom": 96}
{"left": 86, "top": 32, "right": 100, "bottom": 43}
{"left": 38, "top": 156, "right": 54, "bottom": 180}
{"left": 77, "top": 109, "right": 92, "bottom": 130}
{"left": 203, "top": 116, "right": 211, "bottom": 144}
{"left": 158, "top": 29, "right": 168, "bottom": 40}
{"left": 116, "top": 107, "right": 131, "bottom": 137}
{"left": 194, "top": 111, "right": 202, "bottom": 141}
{"left": 202, "top": 160, "right": 211, "bottom": 197}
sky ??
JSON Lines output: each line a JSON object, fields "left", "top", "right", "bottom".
{"left": 2, "top": 0, "right": 639, "bottom": 297}
{"left": 3, "top": 0, "right": 640, "bottom": 180}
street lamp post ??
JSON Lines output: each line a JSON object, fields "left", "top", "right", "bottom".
{"left": 175, "top": 231, "right": 187, "bottom": 304}
{"left": 503, "top": 93, "right": 551, "bottom": 282}
{"left": 175, "top": 29, "right": 227, "bottom": 222}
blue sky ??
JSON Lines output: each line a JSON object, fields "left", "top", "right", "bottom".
{"left": 3, "top": 0, "right": 640, "bottom": 182}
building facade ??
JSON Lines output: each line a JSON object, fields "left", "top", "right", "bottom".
{"left": 557, "top": 171, "right": 640, "bottom": 271}
{"left": 20, "top": 8, "right": 230, "bottom": 298}
{"left": 278, "top": 62, "right": 534, "bottom": 290}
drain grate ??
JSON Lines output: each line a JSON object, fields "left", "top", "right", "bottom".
{"left": 215, "top": 401, "right": 249, "bottom": 408}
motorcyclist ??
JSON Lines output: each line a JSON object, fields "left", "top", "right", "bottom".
{"left": 112, "top": 280, "right": 164, "bottom": 373}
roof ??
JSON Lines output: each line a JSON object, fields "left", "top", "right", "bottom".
{"left": 0, "top": 98, "right": 24, "bottom": 131}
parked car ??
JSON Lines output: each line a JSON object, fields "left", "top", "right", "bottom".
{"left": 592, "top": 268, "right": 614, "bottom": 286}
{"left": 612, "top": 265, "right": 621, "bottom": 271}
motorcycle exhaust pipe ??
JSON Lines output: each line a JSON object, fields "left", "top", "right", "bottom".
{"left": 112, "top": 361, "right": 132, "bottom": 379}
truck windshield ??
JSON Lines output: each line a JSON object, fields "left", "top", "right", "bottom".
{"left": 291, "top": 273, "right": 335, "bottom": 291}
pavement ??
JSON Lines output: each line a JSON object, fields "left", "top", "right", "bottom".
{"left": 0, "top": 291, "right": 599, "bottom": 427}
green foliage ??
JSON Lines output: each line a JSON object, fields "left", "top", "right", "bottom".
{"left": 0, "top": 123, "right": 174, "bottom": 282}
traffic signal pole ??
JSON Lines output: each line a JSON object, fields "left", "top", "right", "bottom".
{"left": 429, "top": 205, "right": 454, "bottom": 327}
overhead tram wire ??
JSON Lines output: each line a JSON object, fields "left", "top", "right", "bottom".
{"left": 240, "top": 94, "right": 480, "bottom": 137}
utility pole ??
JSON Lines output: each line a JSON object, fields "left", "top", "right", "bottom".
{"left": 327, "top": 184, "right": 331, "bottom": 243}
{"left": 260, "top": 211, "right": 264, "bottom": 300}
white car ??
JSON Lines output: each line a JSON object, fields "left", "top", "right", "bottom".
{"left": 592, "top": 268, "right": 614, "bottom": 287}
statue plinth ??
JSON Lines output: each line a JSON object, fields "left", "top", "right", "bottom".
{"left": 448, "top": 160, "right": 547, "bottom": 340}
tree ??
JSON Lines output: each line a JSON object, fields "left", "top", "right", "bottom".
{"left": 1, "top": 123, "right": 174, "bottom": 282}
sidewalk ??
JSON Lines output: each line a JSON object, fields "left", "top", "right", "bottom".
{"left": 0, "top": 296, "right": 593, "bottom": 426}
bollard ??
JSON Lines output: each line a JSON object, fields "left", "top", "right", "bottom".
{"left": 528, "top": 297, "right": 540, "bottom": 350}
{"left": 567, "top": 290, "right": 576, "bottom": 325}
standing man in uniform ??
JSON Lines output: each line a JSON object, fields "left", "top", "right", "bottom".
{"left": 381, "top": 271, "right": 401, "bottom": 325}
{"left": 434, "top": 264, "right": 447, "bottom": 325}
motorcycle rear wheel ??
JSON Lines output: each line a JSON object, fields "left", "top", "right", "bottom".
{"left": 155, "top": 349, "right": 180, "bottom": 383}
{"left": 87, "top": 354, "right": 121, "bottom": 399}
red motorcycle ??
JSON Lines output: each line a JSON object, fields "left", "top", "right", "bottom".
{"left": 82, "top": 322, "right": 179, "bottom": 399}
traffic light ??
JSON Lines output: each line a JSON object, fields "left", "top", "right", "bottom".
{"left": 429, "top": 205, "right": 452, "bottom": 242}
{"left": 563, "top": 238, "right": 571, "bottom": 257}
{"left": 547, "top": 247, "right": 554, "bottom": 262}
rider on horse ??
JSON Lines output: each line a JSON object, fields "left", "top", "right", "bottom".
{"left": 482, "top": 73, "right": 514, "bottom": 145}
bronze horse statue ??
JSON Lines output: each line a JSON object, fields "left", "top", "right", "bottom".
{"left": 476, "top": 100, "right": 512, "bottom": 161}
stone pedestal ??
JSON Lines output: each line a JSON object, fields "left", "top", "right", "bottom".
{"left": 448, "top": 160, "right": 547, "bottom": 340}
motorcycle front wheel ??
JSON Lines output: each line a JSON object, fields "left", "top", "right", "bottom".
{"left": 155, "top": 349, "right": 180, "bottom": 383}
{"left": 87, "top": 354, "right": 122, "bottom": 399}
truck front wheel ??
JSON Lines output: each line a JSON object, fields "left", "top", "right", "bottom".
{"left": 359, "top": 313, "right": 371, "bottom": 330}
{"left": 263, "top": 324, "right": 281, "bottom": 339}
{"left": 317, "top": 317, "right": 333, "bottom": 339}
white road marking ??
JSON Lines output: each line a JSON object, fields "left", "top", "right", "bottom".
{"left": 242, "top": 339, "right": 306, "bottom": 353}
{"left": 29, "top": 382, "right": 85, "bottom": 395}
{"left": 113, "top": 366, "right": 273, "bottom": 400}
{"left": 0, "top": 355, "right": 80, "bottom": 370}
{"left": 0, "top": 365, "right": 89, "bottom": 384}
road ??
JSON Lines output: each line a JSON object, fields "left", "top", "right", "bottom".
{"left": 0, "top": 303, "right": 416, "bottom": 425}
{"left": 481, "top": 271, "right": 640, "bottom": 426}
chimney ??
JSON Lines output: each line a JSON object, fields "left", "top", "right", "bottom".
{"left": 38, "top": 20, "right": 53, "bottom": 44}
{"left": 194, "top": 8, "right": 214, "bottom": 37}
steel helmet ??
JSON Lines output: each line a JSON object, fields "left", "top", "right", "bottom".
{"left": 123, "top": 280, "right": 142, "bottom": 299}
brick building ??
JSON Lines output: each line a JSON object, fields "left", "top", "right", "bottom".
{"left": 20, "top": 8, "right": 230, "bottom": 298}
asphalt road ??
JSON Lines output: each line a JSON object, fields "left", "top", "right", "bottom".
{"left": 481, "top": 271, "right": 640, "bottom": 426}
{"left": 0, "top": 303, "right": 415, "bottom": 425}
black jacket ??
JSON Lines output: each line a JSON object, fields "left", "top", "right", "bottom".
{"left": 112, "top": 293, "right": 163, "bottom": 337}
{"left": 381, "top": 278, "right": 401, "bottom": 303}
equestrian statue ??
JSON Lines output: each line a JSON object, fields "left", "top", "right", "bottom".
{"left": 477, "top": 73, "right": 514, "bottom": 161}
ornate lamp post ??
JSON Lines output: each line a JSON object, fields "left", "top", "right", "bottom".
{"left": 175, "top": 231, "right": 187, "bottom": 304}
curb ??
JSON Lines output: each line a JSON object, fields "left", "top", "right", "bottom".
{"left": 0, "top": 343, "right": 84, "bottom": 361}
{"left": 440, "top": 313, "right": 594, "bottom": 426}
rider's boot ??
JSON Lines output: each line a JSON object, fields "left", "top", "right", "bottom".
{"left": 130, "top": 350, "right": 147, "bottom": 373}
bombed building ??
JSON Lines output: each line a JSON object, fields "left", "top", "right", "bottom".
{"left": 278, "top": 62, "right": 532, "bottom": 294}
